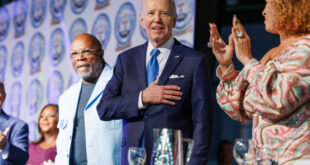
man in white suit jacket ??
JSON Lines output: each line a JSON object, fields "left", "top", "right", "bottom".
{"left": 55, "top": 33, "right": 122, "bottom": 165}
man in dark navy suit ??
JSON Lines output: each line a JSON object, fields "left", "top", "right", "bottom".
{"left": 97, "top": 0, "right": 213, "bottom": 164}
{"left": 0, "top": 82, "right": 29, "bottom": 165}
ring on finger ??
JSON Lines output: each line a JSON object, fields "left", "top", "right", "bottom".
{"left": 236, "top": 31, "right": 243, "bottom": 38}
{"left": 207, "top": 41, "right": 212, "bottom": 48}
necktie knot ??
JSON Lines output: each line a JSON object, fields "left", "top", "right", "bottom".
{"left": 151, "top": 48, "right": 160, "bottom": 57}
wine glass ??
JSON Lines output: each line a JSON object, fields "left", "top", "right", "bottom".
{"left": 233, "top": 138, "right": 253, "bottom": 165}
{"left": 256, "top": 147, "right": 278, "bottom": 165}
{"left": 128, "top": 147, "right": 146, "bottom": 165}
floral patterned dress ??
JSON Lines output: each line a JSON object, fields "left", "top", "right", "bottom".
{"left": 216, "top": 35, "right": 310, "bottom": 164}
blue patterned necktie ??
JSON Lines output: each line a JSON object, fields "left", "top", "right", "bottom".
{"left": 140, "top": 48, "right": 160, "bottom": 148}
{"left": 147, "top": 48, "right": 160, "bottom": 86}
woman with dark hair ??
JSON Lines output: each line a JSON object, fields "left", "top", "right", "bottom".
{"left": 209, "top": 0, "right": 310, "bottom": 164}
{"left": 26, "top": 104, "right": 59, "bottom": 165}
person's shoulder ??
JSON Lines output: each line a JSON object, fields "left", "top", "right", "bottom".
{"left": 175, "top": 40, "right": 205, "bottom": 58}
{"left": 118, "top": 43, "right": 147, "bottom": 58}
{"left": 59, "top": 82, "right": 80, "bottom": 100}
{"left": 5, "top": 114, "right": 28, "bottom": 128}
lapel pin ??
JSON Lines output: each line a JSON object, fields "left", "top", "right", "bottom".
{"left": 175, "top": 55, "right": 180, "bottom": 59}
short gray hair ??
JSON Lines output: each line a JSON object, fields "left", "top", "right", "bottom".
{"left": 141, "top": 0, "right": 177, "bottom": 17}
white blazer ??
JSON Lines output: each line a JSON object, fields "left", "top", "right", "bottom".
{"left": 55, "top": 64, "right": 122, "bottom": 165}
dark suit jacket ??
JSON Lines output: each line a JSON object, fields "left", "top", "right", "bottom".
{"left": 97, "top": 39, "right": 214, "bottom": 164}
{"left": 0, "top": 110, "right": 29, "bottom": 165}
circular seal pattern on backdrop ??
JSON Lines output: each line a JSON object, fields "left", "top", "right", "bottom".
{"left": 69, "top": 17, "right": 87, "bottom": 42}
{"left": 95, "top": 0, "right": 109, "bottom": 10}
{"left": 0, "top": 7, "right": 10, "bottom": 42}
{"left": 28, "top": 120, "right": 38, "bottom": 141}
{"left": 13, "top": 0, "right": 28, "bottom": 38}
{"left": 27, "top": 78, "right": 43, "bottom": 116}
{"left": 50, "top": 0, "right": 67, "bottom": 24}
{"left": 67, "top": 72, "right": 80, "bottom": 88}
{"left": 91, "top": 13, "right": 111, "bottom": 50}
{"left": 49, "top": 28, "right": 65, "bottom": 66}
{"left": 28, "top": 32, "right": 45, "bottom": 74}
{"left": 47, "top": 70, "right": 64, "bottom": 104}
{"left": 114, "top": 2, "right": 136, "bottom": 51}
{"left": 9, "top": 81, "right": 22, "bottom": 118}
{"left": 173, "top": 0, "right": 193, "bottom": 35}
{"left": 0, "top": 45, "right": 7, "bottom": 82}
{"left": 11, "top": 41, "right": 25, "bottom": 77}
{"left": 30, "top": 0, "right": 47, "bottom": 28}
{"left": 71, "top": 0, "right": 88, "bottom": 14}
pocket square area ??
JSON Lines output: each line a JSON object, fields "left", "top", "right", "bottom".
{"left": 169, "top": 74, "right": 185, "bottom": 79}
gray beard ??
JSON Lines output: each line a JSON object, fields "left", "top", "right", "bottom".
{"left": 78, "top": 67, "right": 94, "bottom": 81}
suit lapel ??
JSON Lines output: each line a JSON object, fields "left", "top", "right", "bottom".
{"left": 158, "top": 40, "right": 183, "bottom": 85}
{"left": 135, "top": 42, "right": 148, "bottom": 90}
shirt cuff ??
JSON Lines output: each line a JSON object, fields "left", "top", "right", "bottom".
{"left": 0, "top": 143, "right": 9, "bottom": 160}
{"left": 138, "top": 91, "right": 147, "bottom": 110}
{"left": 216, "top": 64, "right": 237, "bottom": 81}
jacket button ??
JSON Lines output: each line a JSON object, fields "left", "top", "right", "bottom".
{"left": 144, "top": 115, "right": 148, "bottom": 119}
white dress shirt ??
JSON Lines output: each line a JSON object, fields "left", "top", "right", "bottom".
{"left": 138, "top": 37, "right": 175, "bottom": 109}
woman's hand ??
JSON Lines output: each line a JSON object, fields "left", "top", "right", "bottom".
{"left": 232, "top": 15, "right": 253, "bottom": 65}
{"left": 209, "top": 23, "right": 234, "bottom": 71}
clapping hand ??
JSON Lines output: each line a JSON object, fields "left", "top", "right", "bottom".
{"left": 232, "top": 15, "right": 253, "bottom": 65}
{"left": 209, "top": 23, "right": 234, "bottom": 72}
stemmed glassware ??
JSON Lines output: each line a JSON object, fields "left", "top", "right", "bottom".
{"left": 233, "top": 138, "right": 255, "bottom": 165}
{"left": 256, "top": 147, "right": 278, "bottom": 165}
{"left": 128, "top": 147, "right": 146, "bottom": 165}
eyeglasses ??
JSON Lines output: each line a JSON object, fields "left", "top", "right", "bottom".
{"left": 70, "top": 48, "right": 101, "bottom": 60}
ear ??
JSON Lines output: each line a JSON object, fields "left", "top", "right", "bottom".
{"left": 172, "top": 15, "right": 177, "bottom": 28}
{"left": 139, "top": 14, "right": 145, "bottom": 28}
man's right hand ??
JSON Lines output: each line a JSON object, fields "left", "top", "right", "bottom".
{"left": 0, "top": 127, "right": 10, "bottom": 150}
{"left": 142, "top": 76, "right": 182, "bottom": 106}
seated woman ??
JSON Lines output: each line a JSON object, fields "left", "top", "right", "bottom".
{"left": 209, "top": 0, "right": 310, "bottom": 164}
{"left": 26, "top": 104, "right": 59, "bottom": 165}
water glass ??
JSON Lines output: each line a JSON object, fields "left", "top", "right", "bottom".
{"left": 128, "top": 147, "right": 146, "bottom": 165}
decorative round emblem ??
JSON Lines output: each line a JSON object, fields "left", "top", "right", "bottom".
{"left": 11, "top": 41, "right": 25, "bottom": 77}
{"left": 180, "top": 40, "right": 193, "bottom": 48}
{"left": 71, "top": 0, "right": 88, "bottom": 14}
{"left": 28, "top": 120, "right": 38, "bottom": 141}
{"left": 139, "top": 24, "right": 148, "bottom": 40}
{"left": 49, "top": 28, "right": 65, "bottom": 66}
{"left": 47, "top": 70, "right": 64, "bottom": 104}
{"left": 27, "top": 78, "right": 43, "bottom": 116}
{"left": 0, "top": 45, "right": 7, "bottom": 82}
{"left": 28, "top": 32, "right": 45, "bottom": 74}
{"left": 30, "top": 0, "right": 47, "bottom": 28}
{"left": 13, "top": 0, "right": 28, "bottom": 38}
{"left": 114, "top": 2, "right": 136, "bottom": 51}
{"left": 50, "top": 0, "right": 67, "bottom": 24}
{"left": 173, "top": 0, "right": 193, "bottom": 35}
{"left": 69, "top": 17, "right": 87, "bottom": 42}
{"left": 68, "top": 72, "right": 80, "bottom": 88}
{"left": 95, "top": 0, "right": 109, "bottom": 10}
{"left": 91, "top": 13, "right": 111, "bottom": 50}
{"left": 0, "top": 7, "right": 10, "bottom": 42}
{"left": 9, "top": 81, "right": 22, "bottom": 118}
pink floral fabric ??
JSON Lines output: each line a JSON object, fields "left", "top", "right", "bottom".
{"left": 216, "top": 36, "right": 310, "bottom": 164}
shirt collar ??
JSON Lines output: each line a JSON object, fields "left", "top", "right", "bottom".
{"left": 147, "top": 37, "right": 175, "bottom": 56}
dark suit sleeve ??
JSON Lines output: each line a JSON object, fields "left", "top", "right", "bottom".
{"left": 97, "top": 55, "right": 142, "bottom": 120}
{"left": 190, "top": 55, "right": 214, "bottom": 164}
{"left": 7, "top": 122, "right": 29, "bottom": 165}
